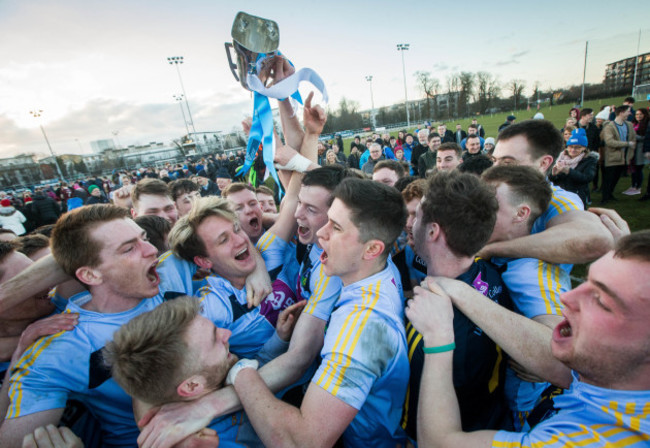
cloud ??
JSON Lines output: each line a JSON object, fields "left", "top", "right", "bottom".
{"left": 494, "top": 50, "right": 530, "bottom": 66}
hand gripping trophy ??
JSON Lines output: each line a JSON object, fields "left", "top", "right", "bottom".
{"left": 224, "top": 12, "right": 328, "bottom": 188}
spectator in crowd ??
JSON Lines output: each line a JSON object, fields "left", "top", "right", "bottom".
{"left": 600, "top": 105, "right": 636, "bottom": 204}
{"left": 411, "top": 129, "right": 429, "bottom": 176}
{"left": 454, "top": 124, "right": 467, "bottom": 144}
{"left": 85, "top": 185, "right": 109, "bottom": 205}
{"left": 569, "top": 107, "right": 580, "bottom": 122}
{"left": 471, "top": 118, "right": 486, "bottom": 138}
{"left": 623, "top": 108, "right": 649, "bottom": 196}
{"left": 347, "top": 145, "right": 361, "bottom": 170}
{"left": 437, "top": 123, "right": 455, "bottom": 143}
{"left": 196, "top": 172, "right": 220, "bottom": 197}
{"left": 484, "top": 137, "right": 496, "bottom": 156}
{"left": 593, "top": 107, "right": 611, "bottom": 192}
{"left": 609, "top": 96, "right": 635, "bottom": 121}
{"left": 361, "top": 142, "right": 386, "bottom": 175}
{"left": 372, "top": 160, "right": 405, "bottom": 187}
{"left": 215, "top": 167, "right": 233, "bottom": 195}
{"left": 0, "top": 198, "right": 27, "bottom": 236}
{"left": 562, "top": 125, "right": 576, "bottom": 144}
{"left": 460, "top": 125, "right": 485, "bottom": 151}
{"left": 350, "top": 135, "right": 365, "bottom": 153}
{"left": 436, "top": 143, "right": 463, "bottom": 173}
{"left": 332, "top": 143, "right": 346, "bottom": 164}
{"left": 255, "top": 185, "right": 277, "bottom": 213}
{"left": 325, "top": 149, "right": 343, "bottom": 166}
{"left": 462, "top": 135, "right": 483, "bottom": 162}
{"left": 498, "top": 115, "right": 516, "bottom": 132}
{"left": 418, "top": 133, "right": 442, "bottom": 178}
{"left": 394, "top": 147, "right": 406, "bottom": 163}
{"left": 549, "top": 128, "right": 598, "bottom": 207}
{"left": 30, "top": 189, "right": 61, "bottom": 228}
{"left": 401, "top": 134, "right": 416, "bottom": 162}
{"left": 168, "top": 178, "right": 200, "bottom": 218}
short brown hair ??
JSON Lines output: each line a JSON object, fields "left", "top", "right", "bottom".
{"left": 16, "top": 234, "right": 50, "bottom": 258}
{"left": 482, "top": 165, "right": 552, "bottom": 228}
{"left": 255, "top": 185, "right": 274, "bottom": 197}
{"left": 373, "top": 160, "right": 405, "bottom": 179}
{"left": 497, "top": 120, "right": 564, "bottom": 162}
{"left": 614, "top": 230, "right": 650, "bottom": 263}
{"left": 169, "top": 196, "right": 236, "bottom": 262}
{"left": 221, "top": 182, "right": 255, "bottom": 198}
{"left": 132, "top": 179, "right": 172, "bottom": 208}
{"left": 437, "top": 142, "right": 462, "bottom": 158}
{"left": 0, "top": 240, "right": 20, "bottom": 279}
{"left": 401, "top": 179, "right": 427, "bottom": 203}
{"left": 134, "top": 215, "right": 171, "bottom": 255}
{"left": 168, "top": 179, "right": 199, "bottom": 201}
{"left": 51, "top": 205, "right": 130, "bottom": 278}
{"left": 105, "top": 296, "right": 201, "bottom": 406}
{"left": 421, "top": 171, "right": 498, "bottom": 257}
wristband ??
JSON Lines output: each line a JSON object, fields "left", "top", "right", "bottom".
{"left": 225, "top": 358, "right": 259, "bottom": 386}
{"left": 423, "top": 342, "right": 455, "bottom": 354}
{"left": 275, "top": 153, "right": 312, "bottom": 173}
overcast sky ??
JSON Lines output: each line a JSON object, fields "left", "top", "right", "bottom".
{"left": 1, "top": 0, "right": 649, "bottom": 159}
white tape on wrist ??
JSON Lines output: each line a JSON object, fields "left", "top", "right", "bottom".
{"left": 226, "top": 359, "right": 259, "bottom": 386}
{"left": 275, "top": 153, "right": 312, "bottom": 173}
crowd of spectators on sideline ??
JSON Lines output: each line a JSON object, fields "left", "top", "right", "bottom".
{"left": 0, "top": 64, "right": 649, "bottom": 448}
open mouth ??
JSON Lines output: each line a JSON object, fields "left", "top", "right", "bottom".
{"left": 146, "top": 262, "right": 160, "bottom": 284}
{"left": 235, "top": 247, "right": 250, "bottom": 261}
{"left": 298, "top": 225, "right": 310, "bottom": 237}
{"left": 249, "top": 217, "right": 260, "bottom": 231}
{"left": 555, "top": 319, "right": 573, "bottom": 339}
{"left": 319, "top": 249, "right": 329, "bottom": 264}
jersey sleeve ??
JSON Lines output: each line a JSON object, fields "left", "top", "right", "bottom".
{"left": 156, "top": 251, "right": 199, "bottom": 297}
{"left": 6, "top": 332, "right": 80, "bottom": 419}
{"left": 312, "top": 312, "right": 398, "bottom": 410}
{"left": 302, "top": 264, "right": 342, "bottom": 322}
{"left": 256, "top": 231, "right": 295, "bottom": 282}
{"left": 502, "top": 259, "right": 569, "bottom": 318}
{"left": 196, "top": 278, "right": 234, "bottom": 328}
{"left": 531, "top": 186, "right": 584, "bottom": 235}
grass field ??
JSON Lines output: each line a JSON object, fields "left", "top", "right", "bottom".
{"left": 333, "top": 95, "right": 650, "bottom": 281}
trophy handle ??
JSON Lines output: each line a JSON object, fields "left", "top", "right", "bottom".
{"left": 224, "top": 42, "right": 240, "bottom": 83}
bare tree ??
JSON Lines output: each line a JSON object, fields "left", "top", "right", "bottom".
{"left": 476, "top": 72, "right": 501, "bottom": 114}
{"left": 509, "top": 79, "right": 526, "bottom": 111}
{"left": 458, "top": 72, "right": 475, "bottom": 117}
{"left": 414, "top": 71, "right": 441, "bottom": 119}
{"left": 446, "top": 73, "right": 461, "bottom": 119}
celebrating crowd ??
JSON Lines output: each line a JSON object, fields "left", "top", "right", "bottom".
{"left": 0, "top": 61, "right": 649, "bottom": 447}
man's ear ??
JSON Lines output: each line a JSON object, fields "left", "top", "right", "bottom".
{"left": 427, "top": 222, "right": 441, "bottom": 243}
{"left": 177, "top": 375, "right": 207, "bottom": 399}
{"left": 363, "top": 240, "right": 385, "bottom": 261}
{"left": 538, "top": 155, "right": 555, "bottom": 173}
{"left": 76, "top": 266, "right": 103, "bottom": 286}
{"left": 515, "top": 204, "right": 532, "bottom": 224}
{"left": 194, "top": 256, "right": 213, "bottom": 271}
{"left": 130, "top": 208, "right": 138, "bottom": 219}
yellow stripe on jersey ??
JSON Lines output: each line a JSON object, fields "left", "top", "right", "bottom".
{"left": 408, "top": 334, "right": 423, "bottom": 362}
{"left": 256, "top": 232, "right": 276, "bottom": 253}
{"left": 304, "top": 265, "right": 330, "bottom": 315}
{"left": 157, "top": 250, "right": 173, "bottom": 265}
{"left": 488, "top": 345, "right": 503, "bottom": 393}
{"left": 537, "top": 261, "right": 563, "bottom": 316}
{"left": 548, "top": 187, "right": 580, "bottom": 215}
{"left": 197, "top": 286, "right": 211, "bottom": 303}
{"left": 8, "top": 330, "right": 67, "bottom": 418}
{"left": 631, "top": 402, "right": 650, "bottom": 431}
{"left": 316, "top": 281, "right": 381, "bottom": 395}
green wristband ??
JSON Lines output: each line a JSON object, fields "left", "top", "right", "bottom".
{"left": 423, "top": 342, "right": 456, "bottom": 354}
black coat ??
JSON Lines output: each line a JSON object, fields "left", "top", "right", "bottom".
{"left": 31, "top": 193, "right": 61, "bottom": 226}
{"left": 549, "top": 153, "right": 598, "bottom": 206}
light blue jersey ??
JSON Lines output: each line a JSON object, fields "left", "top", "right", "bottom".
{"left": 531, "top": 184, "right": 583, "bottom": 274}
{"left": 299, "top": 244, "right": 343, "bottom": 322}
{"left": 156, "top": 250, "right": 207, "bottom": 299}
{"left": 312, "top": 263, "right": 409, "bottom": 447}
{"left": 6, "top": 292, "right": 165, "bottom": 447}
{"left": 495, "top": 257, "right": 570, "bottom": 429}
{"left": 493, "top": 372, "right": 650, "bottom": 447}
{"left": 196, "top": 231, "right": 299, "bottom": 358}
